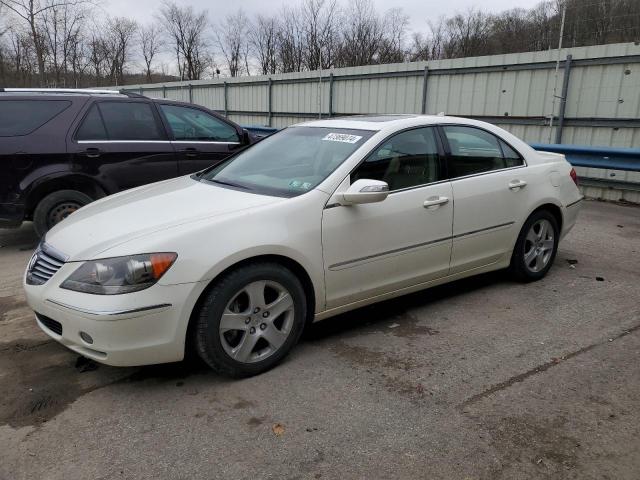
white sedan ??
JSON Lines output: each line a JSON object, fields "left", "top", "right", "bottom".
{"left": 24, "top": 115, "right": 582, "bottom": 376}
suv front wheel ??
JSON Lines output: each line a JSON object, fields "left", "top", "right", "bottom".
{"left": 33, "top": 190, "right": 93, "bottom": 237}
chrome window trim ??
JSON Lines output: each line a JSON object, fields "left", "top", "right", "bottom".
{"left": 77, "top": 140, "right": 172, "bottom": 144}
{"left": 76, "top": 140, "right": 240, "bottom": 144}
{"left": 46, "top": 299, "right": 172, "bottom": 317}
{"left": 172, "top": 140, "right": 240, "bottom": 145}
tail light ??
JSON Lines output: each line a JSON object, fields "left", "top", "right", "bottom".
{"left": 569, "top": 168, "right": 578, "bottom": 186}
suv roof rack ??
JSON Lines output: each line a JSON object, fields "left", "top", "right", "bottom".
{"left": 0, "top": 88, "right": 126, "bottom": 95}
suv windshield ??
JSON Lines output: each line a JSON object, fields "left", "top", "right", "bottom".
{"left": 199, "top": 126, "right": 374, "bottom": 197}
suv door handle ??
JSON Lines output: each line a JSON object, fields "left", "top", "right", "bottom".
{"left": 84, "top": 147, "right": 101, "bottom": 158}
{"left": 508, "top": 179, "right": 527, "bottom": 190}
{"left": 181, "top": 147, "right": 199, "bottom": 158}
{"left": 423, "top": 196, "right": 449, "bottom": 209}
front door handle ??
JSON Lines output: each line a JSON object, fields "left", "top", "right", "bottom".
{"left": 84, "top": 147, "right": 101, "bottom": 158}
{"left": 508, "top": 179, "right": 527, "bottom": 190}
{"left": 181, "top": 148, "right": 199, "bottom": 158}
{"left": 423, "top": 196, "right": 449, "bottom": 209}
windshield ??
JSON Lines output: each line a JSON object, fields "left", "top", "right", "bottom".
{"left": 199, "top": 126, "right": 375, "bottom": 197}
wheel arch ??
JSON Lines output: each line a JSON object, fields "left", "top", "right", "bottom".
{"left": 529, "top": 202, "right": 563, "bottom": 233}
{"left": 24, "top": 174, "right": 109, "bottom": 219}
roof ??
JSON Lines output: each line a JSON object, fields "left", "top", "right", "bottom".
{"left": 0, "top": 88, "right": 139, "bottom": 98}
{"left": 298, "top": 114, "right": 469, "bottom": 132}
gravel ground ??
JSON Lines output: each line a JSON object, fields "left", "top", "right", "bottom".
{"left": 0, "top": 199, "right": 639, "bottom": 480}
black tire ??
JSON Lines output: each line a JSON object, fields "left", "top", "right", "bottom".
{"left": 510, "top": 209, "right": 559, "bottom": 282}
{"left": 194, "top": 262, "right": 307, "bottom": 377}
{"left": 33, "top": 190, "right": 93, "bottom": 237}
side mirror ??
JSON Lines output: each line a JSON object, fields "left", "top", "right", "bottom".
{"left": 339, "top": 179, "right": 389, "bottom": 205}
{"left": 241, "top": 128, "right": 251, "bottom": 144}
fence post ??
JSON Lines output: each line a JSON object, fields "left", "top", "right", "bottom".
{"left": 555, "top": 54, "right": 572, "bottom": 144}
{"left": 224, "top": 81, "right": 228, "bottom": 117}
{"left": 188, "top": 84, "right": 193, "bottom": 104}
{"left": 421, "top": 66, "right": 429, "bottom": 114}
{"left": 162, "top": 85, "right": 166, "bottom": 98}
{"left": 139, "top": 87, "right": 143, "bottom": 96}
{"left": 329, "top": 73, "right": 334, "bottom": 117}
{"left": 268, "top": 78, "right": 273, "bottom": 127}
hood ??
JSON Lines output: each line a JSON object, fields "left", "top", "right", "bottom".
{"left": 45, "top": 176, "right": 282, "bottom": 260}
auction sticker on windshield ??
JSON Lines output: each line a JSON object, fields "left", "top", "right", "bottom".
{"left": 322, "top": 133, "right": 363, "bottom": 144}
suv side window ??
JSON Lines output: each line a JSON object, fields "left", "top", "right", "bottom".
{"left": 351, "top": 127, "right": 443, "bottom": 191}
{"left": 0, "top": 100, "right": 71, "bottom": 136}
{"left": 442, "top": 125, "right": 524, "bottom": 178}
{"left": 76, "top": 104, "right": 107, "bottom": 141}
{"left": 96, "top": 101, "right": 163, "bottom": 140}
{"left": 159, "top": 104, "right": 239, "bottom": 142}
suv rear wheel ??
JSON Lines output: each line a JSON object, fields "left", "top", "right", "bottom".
{"left": 33, "top": 190, "right": 93, "bottom": 237}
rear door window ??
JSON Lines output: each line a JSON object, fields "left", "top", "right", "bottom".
{"left": 97, "top": 101, "right": 163, "bottom": 140}
{"left": 0, "top": 100, "right": 71, "bottom": 136}
{"left": 76, "top": 104, "right": 108, "bottom": 141}
{"left": 442, "top": 125, "right": 523, "bottom": 178}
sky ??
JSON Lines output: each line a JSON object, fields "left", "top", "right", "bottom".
{"left": 104, "top": 0, "right": 544, "bottom": 34}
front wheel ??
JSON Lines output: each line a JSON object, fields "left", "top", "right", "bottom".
{"left": 194, "top": 263, "right": 307, "bottom": 377}
{"left": 33, "top": 189, "right": 93, "bottom": 237}
{"left": 510, "top": 210, "right": 559, "bottom": 282}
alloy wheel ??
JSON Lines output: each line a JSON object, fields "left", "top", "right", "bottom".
{"left": 523, "top": 218, "right": 555, "bottom": 273}
{"left": 219, "top": 280, "right": 295, "bottom": 363}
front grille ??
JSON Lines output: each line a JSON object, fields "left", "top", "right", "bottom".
{"left": 26, "top": 244, "right": 66, "bottom": 285}
{"left": 36, "top": 313, "right": 63, "bottom": 335}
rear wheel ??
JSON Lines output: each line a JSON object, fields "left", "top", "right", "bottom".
{"left": 510, "top": 210, "right": 559, "bottom": 282}
{"left": 33, "top": 190, "right": 93, "bottom": 237}
{"left": 194, "top": 263, "right": 307, "bottom": 377}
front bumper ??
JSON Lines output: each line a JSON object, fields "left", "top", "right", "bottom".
{"left": 24, "top": 262, "right": 207, "bottom": 367}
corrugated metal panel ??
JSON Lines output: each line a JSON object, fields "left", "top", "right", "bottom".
{"left": 118, "top": 42, "right": 640, "bottom": 149}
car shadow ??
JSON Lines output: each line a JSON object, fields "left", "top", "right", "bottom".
{"left": 303, "top": 270, "right": 508, "bottom": 342}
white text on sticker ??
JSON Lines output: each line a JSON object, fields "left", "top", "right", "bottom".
{"left": 322, "top": 133, "right": 363, "bottom": 144}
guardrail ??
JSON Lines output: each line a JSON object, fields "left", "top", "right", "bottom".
{"left": 530, "top": 144, "right": 640, "bottom": 172}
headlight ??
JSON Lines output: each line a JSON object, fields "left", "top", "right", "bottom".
{"left": 60, "top": 253, "right": 177, "bottom": 295}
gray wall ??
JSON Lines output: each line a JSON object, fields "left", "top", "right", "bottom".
{"left": 114, "top": 42, "right": 640, "bottom": 202}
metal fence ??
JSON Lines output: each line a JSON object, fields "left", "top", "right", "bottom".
{"left": 116, "top": 42, "right": 640, "bottom": 202}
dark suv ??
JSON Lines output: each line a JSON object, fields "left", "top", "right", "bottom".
{"left": 0, "top": 88, "right": 256, "bottom": 236}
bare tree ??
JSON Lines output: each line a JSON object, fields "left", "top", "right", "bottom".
{"left": 159, "top": 0, "right": 208, "bottom": 80}
{"left": 277, "top": 5, "right": 304, "bottom": 73}
{"left": 41, "top": 2, "right": 86, "bottom": 86}
{"left": 139, "top": 23, "right": 160, "bottom": 82}
{"left": 336, "top": 0, "right": 383, "bottom": 67}
{"left": 378, "top": 7, "right": 408, "bottom": 64}
{"left": 217, "top": 9, "right": 250, "bottom": 77}
{"left": 250, "top": 14, "right": 279, "bottom": 75}
{"left": 103, "top": 16, "right": 137, "bottom": 86}
{"left": 299, "top": 0, "right": 338, "bottom": 70}
{"left": 0, "top": 0, "right": 89, "bottom": 85}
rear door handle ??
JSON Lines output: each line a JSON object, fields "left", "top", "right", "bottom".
{"left": 509, "top": 179, "right": 527, "bottom": 190}
{"left": 84, "top": 147, "right": 101, "bottom": 158}
{"left": 181, "top": 147, "right": 199, "bottom": 158}
{"left": 423, "top": 196, "right": 449, "bottom": 209}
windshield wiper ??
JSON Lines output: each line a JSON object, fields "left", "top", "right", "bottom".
{"left": 208, "top": 178, "right": 251, "bottom": 190}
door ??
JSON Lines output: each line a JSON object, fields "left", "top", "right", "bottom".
{"left": 322, "top": 126, "right": 453, "bottom": 309}
{"left": 440, "top": 125, "right": 533, "bottom": 274}
{"left": 157, "top": 103, "right": 244, "bottom": 175}
{"left": 71, "top": 101, "right": 177, "bottom": 192}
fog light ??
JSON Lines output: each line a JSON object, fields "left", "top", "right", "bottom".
{"left": 79, "top": 331, "right": 94, "bottom": 344}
